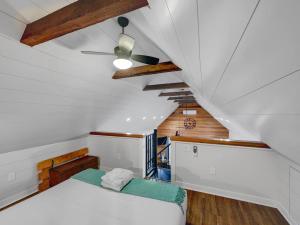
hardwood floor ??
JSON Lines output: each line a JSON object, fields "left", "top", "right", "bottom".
{"left": 186, "top": 190, "right": 289, "bottom": 225}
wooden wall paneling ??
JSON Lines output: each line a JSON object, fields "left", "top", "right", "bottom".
{"left": 157, "top": 103, "right": 229, "bottom": 139}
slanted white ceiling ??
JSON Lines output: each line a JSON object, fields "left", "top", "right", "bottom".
{"left": 127, "top": 0, "right": 300, "bottom": 163}
{"left": 0, "top": 0, "right": 182, "bottom": 153}
{"left": 0, "top": 0, "right": 300, "bottom": 165}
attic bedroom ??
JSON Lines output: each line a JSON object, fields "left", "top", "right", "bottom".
{"left": 0, "top": 0, "right": 299, "bottom": 225}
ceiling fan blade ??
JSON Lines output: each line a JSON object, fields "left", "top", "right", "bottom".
{"left": 81, "top": 51, "right": 115, "bottom": 56}
{"left": 131, "top": 54, "right": 159, "bottom": 65}
{"left": 118, "top": 34, "right": 135, "bottom": 52}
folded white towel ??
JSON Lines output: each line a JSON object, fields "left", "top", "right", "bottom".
{"left": 101, "top": 168, "right": 134, "bottom": 191}
{"left": 101, "top": 180, "right": 125, "bottom": 192}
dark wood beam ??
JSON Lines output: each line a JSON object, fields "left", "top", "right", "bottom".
{"left": 178, "top": 103, "right": 201, "bottom": 108}
{"left": 168, "top": 96, "right": 195, "bottom": 101}
{"left": 175, "top": 99, "right": 197, "bottom": 104}
{"left": 159, "top": 91, "right": 192, "bottom": 97}
{"left": 21, "top": 0, "right": 148, "bottom": 46}
{"left": 143, "top": 82, "right": 189, "bottom": 91}
{"left": 112, "top": 61, "right": 181, "bottom": 79}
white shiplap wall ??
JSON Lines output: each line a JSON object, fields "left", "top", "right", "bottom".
{"left": 0, "top": 137, "right": 86, "bottom": 208}
{"left": 171, "top": 141, "right": 300, "bottom": 225}
{"left": 128, "top": 0, "right": 300, "bottom": 164}
{"left": 88, "top": 135, "right": 145, "bottom": 177}
{"left": 0, "top": 0, "right": 180, "bottom": 154}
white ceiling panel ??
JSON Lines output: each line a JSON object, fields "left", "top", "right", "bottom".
{"left": 221, "top": 69, "right": 300, "bottom": 115}
{"left": 212, "top": 0, "right": 300, "bottom": 105}
{"left": 0, "top": 0, "right": 178, "bottom": 153}
{"left": 1, "top": 0, "right": 300, "bottom": 165}
{"left": 228, "top": 114, "right": 300, "bottom": 164}
{"left": 197, "top": 0, "right": 258, "bottom": 97}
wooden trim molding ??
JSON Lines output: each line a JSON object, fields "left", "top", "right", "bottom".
{"left": 0, "top": 192, "right": 39, "bottom": 212}
{"left": 37, "top": 148, "right": 88, "bottom": 192}
{"left": 170, "top": 136, "right": 270, "bottom": 149}
{"left": 90, "top": 131, "right": 144, "bottom": 138}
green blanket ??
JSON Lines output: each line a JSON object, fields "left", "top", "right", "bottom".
{"left": 72, "top": 169, "right": 185, "bottom": 207}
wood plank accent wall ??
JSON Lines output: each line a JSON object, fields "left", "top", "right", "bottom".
{"left": 37, "top": 148, "right": 88, "bottom": 192}
{"left": 157, "top": 103, "right": 229, "bottom": 139}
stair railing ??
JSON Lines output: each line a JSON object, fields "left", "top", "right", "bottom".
{"left": 157, "top": 143, "right": 171, "bottom": 166}
{"left": 145, "top": 129, "right": 157, "bottom": 178}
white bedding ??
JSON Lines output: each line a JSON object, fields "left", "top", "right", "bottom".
{"left": 0, "top": 179, "right": 187, "bottom": 225}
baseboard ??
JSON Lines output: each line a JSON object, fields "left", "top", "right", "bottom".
{"left": 275, "top": 201, "right": 296, "bottom": 225}
{"left": 0, "top": 185, "right": 38, "bottom": 209}
{"left": 176, "top": 181, "right": 296, "bottom": 225}
{"left": 176, "top": 181, "right": 275, "bottom": 207}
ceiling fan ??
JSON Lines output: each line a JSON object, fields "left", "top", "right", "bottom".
{"left": 81, "top": 17, "right": 159, "bottom": 70}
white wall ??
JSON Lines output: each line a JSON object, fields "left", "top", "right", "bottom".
{"left": 0, "top": 135, "right": 145, "bottom": 209}
{"left": 0, "top": 1, "right": 177, "bottom": 155}
{"left": 88, "top": 135, "right": 145, "bottom": 177}
{"left": 171, "top": 141, "right": 300, "bottom": 225}
{"left": 0, "top": 137, "right": 87, "bottom": 208}
{"left": 290, "top": 167, "right": 300, "bottom": 225}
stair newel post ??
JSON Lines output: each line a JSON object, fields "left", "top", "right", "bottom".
{"left": 152, "top": 129, "right": 158, "bottom": 177}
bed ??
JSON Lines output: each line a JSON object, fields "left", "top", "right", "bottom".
{"left": 0, "top": 149, "right": 187, "bottom": 225}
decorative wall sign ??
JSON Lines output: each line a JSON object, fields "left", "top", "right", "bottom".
{"left": 184, "top": 118, "right": 196, "bottom": 129}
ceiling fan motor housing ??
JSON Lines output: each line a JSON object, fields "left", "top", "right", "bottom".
{"left": 118, "top": 17, "right": 129, "bottom": 28}
{"left": 114, "top": 46, "right": 132, "bottom": 59}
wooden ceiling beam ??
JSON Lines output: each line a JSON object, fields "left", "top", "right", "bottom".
{"left": 159, "top": 91, "right": 192, "bottom": 97}
{"left": 175, "top": 99, "right": 197, "bottom": 104}
{"left": 113, "top": 61, "right": 181, "bottom": 79}
{"left": 168, "top": 96, "right": 195, "bottom": 101}
{"left": 21, "top": 0, "right": 148, "bottom": 46}
{"left": 143, "top": 82, "right": 189, "bottom": 91}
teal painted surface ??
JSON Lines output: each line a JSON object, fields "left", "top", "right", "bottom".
{"left": 72, "top": 169, "right": 185, "bottom": 206}
{"left": 72, "top": 168, "right": 105, "bottom": 186}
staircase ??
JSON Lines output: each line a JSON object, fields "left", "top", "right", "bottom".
{"left": 157, "top": 136, "right": 171, "bottom": 182}
{"left": 145, "top": 132, "right": 171, "bottom": 181}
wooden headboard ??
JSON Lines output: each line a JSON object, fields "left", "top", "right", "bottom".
{"left": 37, "top": 148, "right": 88, "bottom": 192}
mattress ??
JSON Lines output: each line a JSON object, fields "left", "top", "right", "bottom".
{"left": 0, "top": 178, "right": 187, "bottom": 225}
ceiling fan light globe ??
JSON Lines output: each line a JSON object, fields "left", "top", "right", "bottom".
{"left": 113, "top": 58, "right": 132, "bottom": 69}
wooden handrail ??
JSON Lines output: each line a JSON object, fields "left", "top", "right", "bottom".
{"left": 90, "top": 131, "right": 144, "bottom": 139}
{"left": 170, "top": 136, "right": 270, "bottom": 149}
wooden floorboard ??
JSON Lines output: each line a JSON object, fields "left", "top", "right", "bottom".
{"left": 186, "top": 190, "right": 289, "bottom": 225}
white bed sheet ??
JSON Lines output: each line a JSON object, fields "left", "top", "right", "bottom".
{"left": 0, "top": 179, "right": 187, "bottom": 225}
